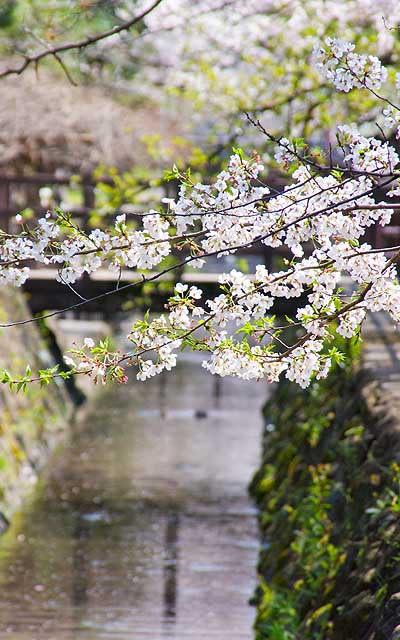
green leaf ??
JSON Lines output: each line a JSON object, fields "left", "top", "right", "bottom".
{"left": 232, "top": 146, "right": 244, "bottom": 160}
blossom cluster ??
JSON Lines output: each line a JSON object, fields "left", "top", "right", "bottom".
{"left": 2, "top": 117, "right": 400, "bottom": 389}
{"left": 336, "top": 125, "right": 399, "bottom": 173}
{"left": 3, "top": 30, "right": 400, "bottom": 389}
{"left": 383, "top": 106, "right": 400, "bottom": 141}
{"left": 314, "top": 38, "right": 388, "bottom": 93}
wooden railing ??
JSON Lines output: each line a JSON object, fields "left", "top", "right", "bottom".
{"left": 0, "top": 171, "right": 270, "bottom": 259}
{"left": 6, "top": 171, "right": 400, "bottom": 275}
{"left": 0, "top": 172, "right": 111, "bottom": 234}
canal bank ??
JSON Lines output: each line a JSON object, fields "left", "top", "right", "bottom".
{"left": 0, "top": 353, "right": 265, "bottom": 639}
{"left": 251, "top": 325, "right": 400, "bottom": 640}
{"left": 0, "top": 288, "right": 73, "bottom": 525}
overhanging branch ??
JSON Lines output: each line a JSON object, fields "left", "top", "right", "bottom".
{"left": 0, "top": 0, "right": 164, "bottom": 80}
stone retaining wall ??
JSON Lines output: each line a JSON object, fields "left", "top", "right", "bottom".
{"left": 251, "top": 325, "right": 400, "bottom": 640}
{"left": 0, "top": 288, "right": 72, "bottom": 526}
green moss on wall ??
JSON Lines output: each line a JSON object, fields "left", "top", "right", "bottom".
{"left": 251, "top": 339, "right": 400, "bottom": 640}
{"left": 0, "top": 287, "right": 69, "bottom": 522}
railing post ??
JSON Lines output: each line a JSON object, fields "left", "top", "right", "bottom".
{"left": 83, "top": 180, "right": 95, "bottom": 209}
{"left": 0, "top": 179, "right": 10, "bottom": 232}
{"left": 82, "top": 179, "right": 95, "bottom": 232}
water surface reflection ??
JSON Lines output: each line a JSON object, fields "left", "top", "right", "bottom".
{"left": 0, "top": 355, "right": 264, "bottom": 639}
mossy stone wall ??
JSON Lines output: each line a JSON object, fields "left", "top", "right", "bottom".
{"left": 251, "top": 341, "right": 400, "bottom": 640}
{"left": 0, "top": 288, "right": 70, "bottom": 524}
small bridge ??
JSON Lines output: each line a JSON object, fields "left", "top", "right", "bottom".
{"left": 0, "top": 172, "right": 272, "bottom": 316}
{"left": 1, "top": 172, "right": 399, "bottom": 318}
{"left": 22, "top": 269, "right": 228, "bottom": 315}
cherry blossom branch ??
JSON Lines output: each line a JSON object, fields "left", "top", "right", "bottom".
{"left": 2, "top": 49, "right": 400, "bottom": 389}
{"left": 0, "top": 161, "right": 396, "bottom": 329}
{"left": 245, "top": 113, "right": 400, "bottom": 179}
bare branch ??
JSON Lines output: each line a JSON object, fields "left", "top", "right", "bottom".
{"left": 0, "top": 0, "right": 164, "bottom": 80}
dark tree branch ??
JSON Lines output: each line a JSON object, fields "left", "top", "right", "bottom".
{"left": 0, "top": 0, "right": 164, "bottom": 80}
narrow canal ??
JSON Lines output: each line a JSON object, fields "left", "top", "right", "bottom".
{"left": 0, "top": 354, "right": 265, "bottom": 639}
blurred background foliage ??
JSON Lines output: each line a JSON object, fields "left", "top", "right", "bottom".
{"left": 1, "top": 1, "right": 400, "bottom": 204}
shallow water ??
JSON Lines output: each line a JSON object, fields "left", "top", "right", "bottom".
{"left": 0, "top": 355, "right": 265, "bottom": 639}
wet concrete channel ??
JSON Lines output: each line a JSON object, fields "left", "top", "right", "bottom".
{"left": 0, "top": 353, "right": 265, "bottom": 639}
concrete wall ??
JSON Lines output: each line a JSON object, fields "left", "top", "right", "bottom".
{"left": 0, "top": 287, "right": 71, "bottom": 526}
